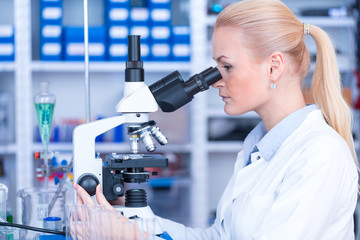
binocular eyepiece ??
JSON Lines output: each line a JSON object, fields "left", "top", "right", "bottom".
{"left": 125, "top": 35, "right": 223, "bottom": 112}
{"left": 149, "top": 67, "right": 222, "bottom": 112}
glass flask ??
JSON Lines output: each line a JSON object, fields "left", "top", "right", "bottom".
{"left": 33, "top": 81, "right": 56, "bottom": 153}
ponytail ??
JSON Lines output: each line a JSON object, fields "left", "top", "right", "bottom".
{"left": 310, "top": 25, "right": 358, "bottom": 163}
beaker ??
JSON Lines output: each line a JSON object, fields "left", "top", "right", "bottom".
{"left": 16, "top": 187, "right": 67, "bottom": 239}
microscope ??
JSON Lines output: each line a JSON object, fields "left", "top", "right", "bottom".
{"left": 73, "top": 35, "right": 221, "bottom": 232}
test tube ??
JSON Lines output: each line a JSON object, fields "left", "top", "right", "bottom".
{"left": 0, "top": 185, "right": 6, "bottom": 221}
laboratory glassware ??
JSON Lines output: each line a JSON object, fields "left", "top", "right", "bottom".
{"left": 34, "top": 81, "right": 56, "bottom": 153}
{"left": 16, "top": 187, "right": 66, "bottom": 239}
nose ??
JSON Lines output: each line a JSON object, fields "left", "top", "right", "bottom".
{"left": 212, "top": 78, "right": 224, "bottom": 88}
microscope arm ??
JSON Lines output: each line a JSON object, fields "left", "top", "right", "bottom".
{"left": 73, "top": 115, "right": 127, "bottom": 195}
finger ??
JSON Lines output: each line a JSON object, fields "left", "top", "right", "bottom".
{"left": 76, "top": 192, "right": 84, "bottom": 205}
{"left": 95, "top": 184, "right": 114, "bottom": 210}
{"left": 74, "top": 184, "right": 95, "bottom": 206}
{"left": 74, "top": 185, "right": 84, "bottom": 205}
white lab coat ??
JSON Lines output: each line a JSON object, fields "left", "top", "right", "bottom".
{"left": 156, "top": 110, "right": 358, "bottom": 240}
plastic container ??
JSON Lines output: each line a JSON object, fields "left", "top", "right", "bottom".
{"left": 43, "top": 216, "right": 62, "bottom": 231}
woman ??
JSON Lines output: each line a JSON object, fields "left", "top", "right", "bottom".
{"left": 75, "top": 0, "right": 359, "bottom": 239}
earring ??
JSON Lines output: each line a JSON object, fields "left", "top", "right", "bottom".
{"left": 269, "top": 68, "right": 276, "bottom": 89}
{"left": 271, "top": 81, "right": 277, "bottom": 89}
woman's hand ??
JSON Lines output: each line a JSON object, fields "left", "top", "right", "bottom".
{"left": 74, "top": 184, "right": 113, "bottom": 210}
{"left": 71, "top": 184, "right": 145, "bottom": 240}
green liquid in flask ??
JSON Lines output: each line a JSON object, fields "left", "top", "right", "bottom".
{"left": 35, "top": 103, "right": 55, "bottom": 152}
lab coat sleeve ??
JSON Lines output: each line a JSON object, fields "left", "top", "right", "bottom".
{"left": 253, "top": 135, "right": 358, "bottom": 240}
{"left": 155, "top": 215, "right": 221, "bottom": 240}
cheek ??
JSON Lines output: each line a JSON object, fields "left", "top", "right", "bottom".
{"left": 225, "top": 69, "right": 270, "bottom": 114}
{"left": 228, "top": 72, "right": 261, "bottom": 100}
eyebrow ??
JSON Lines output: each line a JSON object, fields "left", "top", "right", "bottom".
{"left": 212, "top": 55, "right": 228, "bottom": 62}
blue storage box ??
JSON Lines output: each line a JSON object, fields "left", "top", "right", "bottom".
{"left": 41, "top": 6, "right": 62, "bottom": 24}
{"left": 108, "top": 42, "right": 127, "bottom": 61}
{"left": 107, "top": 7, "right": 130, "bottom": 25}
{"left": 149, "top": 0, "right": 171, "bottom": 8}
{"left": 130, "top": 25, "right": 151, "bottom": 43}
{"left": 151, "top": 43, "right": 171, "bottom": 61}
{"left": 41, "top": 25, "right": 62, "bottom": 42}
{"left": 106, "top": 0, "right": 130, "bottom": 8}
{"left": 108, "top": 25, "right": 129, "bottom": 42}
{"left": 64, "top": 26, "right": 106, "bottom": 61}
{"left": 172, "top": 43, "right": 190, "bottom": 61}
{"left": 41, "top": 0, "right": 62, "bottom": 7}
{"left": 130, "top": 7, "right": 150, "bottom": 25}
{"left": 140, "top": 43, "right": 151, "bottom": 61}
{"left": 172, "top": 26, "right": 190, "bottom": 43}
{"left": 113, "top": 124, "right": 124, "bottom": 142}
{"left": 41, "top": 42, "right": 62, "bottom": 61}
{"left": 151, "top": 26, "right": 171, "bottom": 43}
{"left": 0, "top": 25, "right": 14, "bottom": 43}
{"left": 150, "top": 8, "right": 171, "bottom": 25}
{"left": 0, "top": 43, "right": 14, "bottom": 61}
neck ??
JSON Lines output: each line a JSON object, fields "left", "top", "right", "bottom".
{"left": 257, "top": 81, "right": 306, "bottom": 132}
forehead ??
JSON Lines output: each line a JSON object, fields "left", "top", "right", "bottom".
{"left": 212, "top": 27, "right": 247, "bottom": 59}
{"left": 213, "top": 26, "right": 264, "bottom": 65}
{"left": 212, "top": 27, "right": 239, "bottom": 48}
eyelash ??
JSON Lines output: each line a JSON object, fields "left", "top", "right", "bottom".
{"left": 221, "top": 65, "right": 232, "bottom": 71}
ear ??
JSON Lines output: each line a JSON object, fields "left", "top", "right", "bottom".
{"left": 267, "top": 51, "right": 284, "bottom": 81}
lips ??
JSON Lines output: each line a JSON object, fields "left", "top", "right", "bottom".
{"left": 220, "top": 95, "right": 230, "bottom": 101}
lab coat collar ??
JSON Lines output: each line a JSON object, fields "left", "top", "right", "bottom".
{"left": 243, "top": 104, "right": 318, "bottom": 163}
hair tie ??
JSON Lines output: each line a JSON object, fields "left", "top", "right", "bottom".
{"left": 303, "top": 22, "right": 310, "bottom": 35}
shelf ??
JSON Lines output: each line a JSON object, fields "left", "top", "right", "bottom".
{"left": 31, "top": 61, "right": 192, "bottom": 73}
{"left": 32, "top": 142, "right": 191, "bottom": 153}
{"left": 149, "top": 176, "right": 191, "bottom": 188}
{"left": 0, "top": 62, "right": 15, "bottom": 72}
{"left": 207, "top": 15, "right": 355, "bottom": 28}
{"left": 207, "top": 141, "right": 243, "bottom": 153}
{"left": 298, "top": 16, "right": 355, "bottom": 28}
{"left": 309, "top": 55, "right": 356, "bottom": 72}
{"left": 0, "top": 144, "right": 16, "bottom": 154}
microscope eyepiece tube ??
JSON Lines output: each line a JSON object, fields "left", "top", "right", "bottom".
{"left": 149, "top": 66, "right": 222, "bottom": 112}
{"left": 125, "top": 35, "right": 144, "bottom": 82}
{"left": 128, "top": 35, "right": 141, "bottom": 62}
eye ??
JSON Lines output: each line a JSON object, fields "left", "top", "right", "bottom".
{"left": 221, "top": 65, "right": 232, "bottom": 71}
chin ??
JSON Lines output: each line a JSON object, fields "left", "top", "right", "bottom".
{"left": 224, "top": 106, "right": 240, "bottom": 116}
{"left": 224, "top": 105, "right": 248, "bottom": 116}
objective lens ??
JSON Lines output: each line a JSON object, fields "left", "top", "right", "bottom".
{"left": 140, "top": 130, "right": 156, "bottom": 152}
{"left": 151, "top": 125, "right": 168, "bottom": 145}
{"left": 129, "top": 134, "right": 140, "bottom": 154}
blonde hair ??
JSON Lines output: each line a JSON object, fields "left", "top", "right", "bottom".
{"left": 215, "top": 0, "right": 358, "bottom": 163}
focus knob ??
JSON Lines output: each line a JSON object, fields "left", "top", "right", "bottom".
{"left": 77, "top": 173, "right": 100, "bottom": 196}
